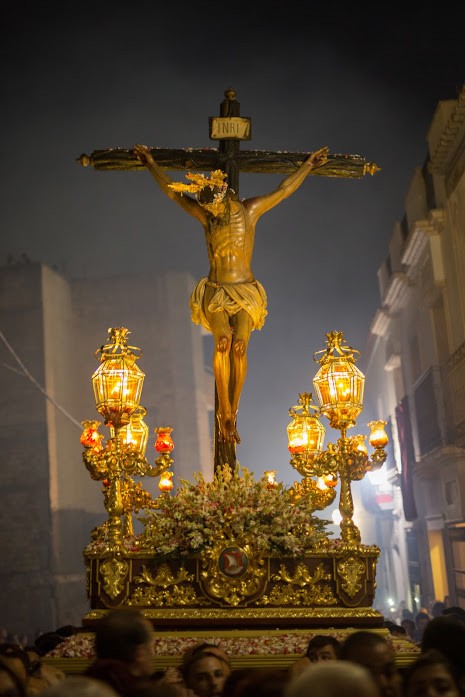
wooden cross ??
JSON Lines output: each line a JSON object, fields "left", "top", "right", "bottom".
{"left": 78, "top": 88, "right": 379, "bottom": 472}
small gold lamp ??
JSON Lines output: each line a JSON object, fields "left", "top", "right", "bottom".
{"left": 80, "top": 420, "right": 103, "bottom": 452}
{"left": 287, "top": 393, "right": 337, "bottom": 509}
{"left": 287, "top": 393, "right": 325, "bottom": 477}
{"left": 158, "top": 471, "right": 174, "bottom": 494}
{"left": 154, "top": 427, "right": 175, "bottom": 493}
{"left": 368, "top": 420, "right": 389, "bottom": 470}
{"left": 120, "top": 406, "right": 149, "bottom": 456}
{"left": 264, "top": 470, "right": 278, "bottom": 489}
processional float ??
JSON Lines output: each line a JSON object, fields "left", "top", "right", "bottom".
{"left": 78, "top": 90, "right": 388, "bottom": 630}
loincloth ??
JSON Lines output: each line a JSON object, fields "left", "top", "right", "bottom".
{"left": 190, "top": 278, "right": 268, "bottom": 332}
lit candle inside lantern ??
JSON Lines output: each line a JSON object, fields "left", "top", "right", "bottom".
{"left": 335, "top": 371, "right": 351, "bottom": 402}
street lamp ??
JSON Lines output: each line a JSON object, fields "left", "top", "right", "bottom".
{"left": 288, "top": 331, "right": 388, "bottom": 544}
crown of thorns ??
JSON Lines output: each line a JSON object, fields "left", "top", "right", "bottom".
{"left": 168, "top": 170, "right": 228, "bottom": 195}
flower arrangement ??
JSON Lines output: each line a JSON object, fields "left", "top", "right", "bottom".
{"left": 140, "top": 464, "right": 331, "bottom": 559}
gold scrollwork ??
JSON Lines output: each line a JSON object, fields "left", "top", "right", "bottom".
{"left": 271, "top": 562, "right": 329, "bottom": 586}
{"left": 128, "top": 584, "right": 204, "bottom": 607}
{"left": 337, "top": 555, "right": 366, "bottom": 597}
{"left": 127, "top": 563, "right": 199, "bottom": 606}
{"left": 262, "top": 562, "right": 336, "bottom": 606}
{"left": 262, "top": 583, "right": 336, "bottom": 605}
{"left": 100, "top": 558, "right": 129, "bottom": 599}
{"left": 134, "top": 563, "right": 194, "bottom": 588}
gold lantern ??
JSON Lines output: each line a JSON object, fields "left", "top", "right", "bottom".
{"left": 313, "top": 331, "right": 365, "bottom": 430}
{"left": 287, "top": 393, "right": 325, "bottom": 477}
{"left": 120, "top": 407, "right": 149, "bottom": 456}
{"left": 92, "top": 327, "right": 145, "bottom": 429}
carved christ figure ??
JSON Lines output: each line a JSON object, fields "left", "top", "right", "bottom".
{"left": 134, "top": 144, "right": 329, "bottom": 444}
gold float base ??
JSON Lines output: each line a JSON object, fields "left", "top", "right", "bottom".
{"left": 84, "top": 543, "right": 381, "bottom": 630}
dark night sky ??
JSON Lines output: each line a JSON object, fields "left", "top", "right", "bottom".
{"left": 2, "top": 1, "right": 465, "bottom": 480}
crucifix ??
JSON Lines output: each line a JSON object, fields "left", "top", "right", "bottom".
{"left": 78, "top": 88, "right": 379, "bottom": 472}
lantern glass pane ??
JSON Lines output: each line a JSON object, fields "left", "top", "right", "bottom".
{"left": 92, "top": 357, "right": 145, "bottom": 426}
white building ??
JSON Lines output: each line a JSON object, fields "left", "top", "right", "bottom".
{"left": 0, "top": 264, "right": 214, "bottom": 635}
{"left": 364, "top": 83, "right": 465, "bottom": 612}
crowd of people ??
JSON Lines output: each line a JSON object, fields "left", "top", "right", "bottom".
{"left": 1, "top": 603, "right": 465, "bottom": 697}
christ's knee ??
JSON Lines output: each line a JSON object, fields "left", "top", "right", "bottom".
{"left": 216, "top": 336, "right": 230, "bottom": 354}
{"left": 233, "top": 338, "right": 246, "bottom": 357}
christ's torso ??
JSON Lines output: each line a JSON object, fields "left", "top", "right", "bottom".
{"left": 206, "top": 200, "right": 255, "bottom": 283}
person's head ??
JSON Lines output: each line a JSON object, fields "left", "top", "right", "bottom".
{"left": 186, "top": 170, "right": 230, "bottom": 216}
{"left": 25, "top": 652, "right": 65, "bottom": 696}
{"left": 222, "top": 669, "right": 254, "bottom": 697}
{"left": 124, "top": 681, "right": 183, "bottom": 697}
{"left": 442, "top": 606, "right": 465, "bottom": 624}
{"left": 383, "top": 621, "right": 407, "bottom": 637}
{"left": 181, "top": 645, "right": 231, "bottom": 697}
{"left": 0, "top": 645, "right": 30, "bottom": 688}
{"left": 431, "top": 601, "right": 446, "bottom": 618}
{"left": 421, "top": 615, "right": 465, "bottom": 682}
{"left": 94, "top": 608, "right": 154, "bottom": 678}
{"left": 402, "top": 609, "right": 414, "bottom": 621}
{"left": 229, "top": 669, "right": 289, "bottom": 697}
{"left": 415, "top": 612, "right": 430, "bottom": 633}
{"left": 340, "top": 631, "right": 401, "bottom": 697}
{"left": 34, "top": 633, "right": 65, "bottom": 657}
{"left": 286, "top": 660, "right": 379, "bottom": 697}
{"left": 401, "top": 619, "right": 416, "bottom": 641}
{"left": 0, "top": 657, "right": 26, "bottom": 697}
{"left": 403, "top": 649, "right": 461, "bottom": 697}
{"left": 39, "top": 675, "right": 119, "bottom": 697}
{"left": 305, "top": 635, "right": 341, "bottom": 662}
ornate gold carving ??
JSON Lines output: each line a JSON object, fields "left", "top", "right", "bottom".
{"left": 337, "top": 555, "right": 366, "bottom": 597}
{"left": 199, "top": 536, "right": 267, "bottom": 606}
{"left": 86, "top": 547, "right": 380, "bottom": 610}
{"left": 127, "top": 563, "right": 201, "bottom": 607}
{"left": 99, "top": 557, "right": 129, "bottom": 599}
{"left": 135, "top": 563, "right": 194, "bottom": 588}
{"left": 134, "top": 606, "right": 383, "bottom": 621}
{"left": 271, "top": 562, "right": 328, "bottom": 585}
{"left": 128, "top": 584, "right": 203, "bottom": 607}
{"left": 262, "top": 562, "right": 336, "bottom": 606}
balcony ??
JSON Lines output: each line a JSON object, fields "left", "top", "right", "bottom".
{"left": 447, "top": 341, "right": 465, "bottom": 446}
{"left": 413, "top": 366, "right": 447, "bottom": 457}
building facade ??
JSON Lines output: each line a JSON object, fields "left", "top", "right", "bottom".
{"left": 364, "top": 84, "right": 465, "bottom": 612}
{"left": 0, "top": 264, "right": 214, "bottom": 636}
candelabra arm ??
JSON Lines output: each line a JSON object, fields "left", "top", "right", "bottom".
{"left": 105, "top": 477, "right": 124, "bottom": 554}
{"left": 339, "top": 468, "right": 360, "bottom": 544}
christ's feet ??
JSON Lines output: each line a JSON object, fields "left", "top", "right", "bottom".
{"left": 218, "top": 413, "right": 241, "bottom": 444}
